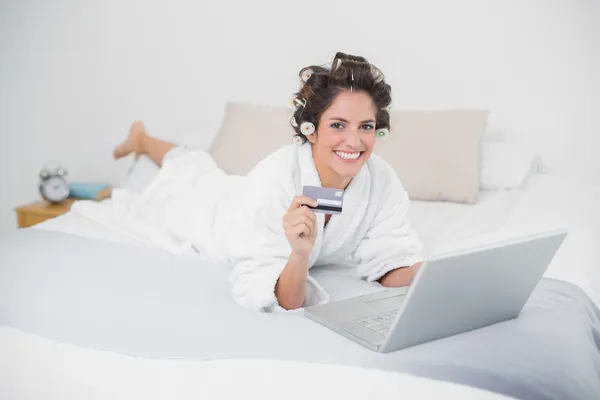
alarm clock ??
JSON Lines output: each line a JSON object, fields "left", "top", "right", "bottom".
{"left": 39, "top": 161, "right": 70, "bottom": 203}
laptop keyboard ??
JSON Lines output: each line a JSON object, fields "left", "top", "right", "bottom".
{"left": 355, "top": 310, "right": 399, "bottom": 336}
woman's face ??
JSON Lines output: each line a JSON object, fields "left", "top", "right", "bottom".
{"left": 307, "top": 90, "right": 377, "bottom": 188}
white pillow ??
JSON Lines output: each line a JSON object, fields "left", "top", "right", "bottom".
{"left": 480, "top": 141, "right": 538, "bottom": 190}
{"left": 381, "top": 109, "right": 489, "bottom": 204}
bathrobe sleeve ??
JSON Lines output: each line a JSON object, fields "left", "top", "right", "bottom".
{"left": 352, "top": 162, "right": 424, "bottom": 282}
{"left": 224, "top": 179, "right": 328, "bottom": 312}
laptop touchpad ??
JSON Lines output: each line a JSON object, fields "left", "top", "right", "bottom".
{"left": 360, "top": 287, "right": 408, "bottom": 303}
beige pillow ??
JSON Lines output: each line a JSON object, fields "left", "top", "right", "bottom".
{"left": 209, "top": 102, "right": 488, "bottom": 203}
{"left": 209, "top": 102, "right": 293, "bottom": 175}
{"left": 377, "top": 110, "right": 489, "bottom": 203}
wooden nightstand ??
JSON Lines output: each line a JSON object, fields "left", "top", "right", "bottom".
{"left": 15, "top": 198, "right": 80, "bottom": 228}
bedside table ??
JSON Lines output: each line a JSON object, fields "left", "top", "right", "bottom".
{"left": 15, "top": 198, "right": 80, "bottom": 228}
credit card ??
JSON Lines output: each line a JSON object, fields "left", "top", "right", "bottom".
{"left": 302, "top": 185, "right": 344, "bottom": 214}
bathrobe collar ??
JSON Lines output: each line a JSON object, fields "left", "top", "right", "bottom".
{"left": 296, "top": 143, "right": 372, "bottom": 261}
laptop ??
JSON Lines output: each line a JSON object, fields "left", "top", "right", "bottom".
{"left": 305, "top": 229, "right": 567, "bottom": 353}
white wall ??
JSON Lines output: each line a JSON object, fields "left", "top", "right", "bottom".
{"left": 0, "top": 0, "right": 598, "bottom": 234}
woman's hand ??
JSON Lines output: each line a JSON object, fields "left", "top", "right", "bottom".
{"left": 282, "top": 196, "right": 318, "bottom": 259}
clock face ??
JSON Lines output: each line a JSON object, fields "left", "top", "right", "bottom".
{"left": 42, "top": 176, "right": 70, "bottom": 202}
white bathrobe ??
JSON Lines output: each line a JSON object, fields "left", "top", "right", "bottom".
{"left": 219, "top": 144, "right": 424, "bottom": 312}
{"left": 70, "top": 144, "right": 424, "bottom": 312}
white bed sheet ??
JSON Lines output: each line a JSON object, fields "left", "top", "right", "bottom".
{"left": 409, "top": 173, "right": 600, "bottom": 307}
{"left": 0, "top": 326, "right": 514, "bottom": 400}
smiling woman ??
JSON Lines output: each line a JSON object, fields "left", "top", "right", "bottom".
{"left": 290, "top": 53, "right": 392, "bottom": 189}
{"left": 307, "top": 91, "right": 378, "bottom": 189}
{"left": 111, "top": 52, "right": 423, "bottom": 312}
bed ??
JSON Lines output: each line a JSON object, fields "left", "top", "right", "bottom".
{"left": 1, "top": 169, "right": 599, "bottom": 400}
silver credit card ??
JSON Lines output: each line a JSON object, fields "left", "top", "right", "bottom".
{"left": 302, "top": 185, "right": 344, "bottom": 214}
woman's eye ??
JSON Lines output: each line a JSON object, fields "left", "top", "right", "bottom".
{"left": 361, "top": 124, "right": 374, "bottom": 131}
{"left": 330, "top": 122, "right": 344, "bottom": 129}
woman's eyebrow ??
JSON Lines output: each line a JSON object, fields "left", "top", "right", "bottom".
{"left": 329, "top": 117, "right": 350, "bottom": 123}
{"left": 329, "top": 117, "right": 376, "bottom": 123}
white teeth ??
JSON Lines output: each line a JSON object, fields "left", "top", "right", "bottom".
{"left": 335, "top": 151, "right": 360, "bottom": 160}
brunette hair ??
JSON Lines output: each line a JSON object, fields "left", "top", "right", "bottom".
{"left": 291, "top": 52, "right": 392, "bottom": 143}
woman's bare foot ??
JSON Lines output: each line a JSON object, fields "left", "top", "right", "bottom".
{"left": 113, "top": 121, "right": 147, "bottom": 160}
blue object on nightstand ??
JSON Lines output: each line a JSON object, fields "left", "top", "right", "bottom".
{"left": 68, "top": 182, "right": 110, "bottom": 200}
